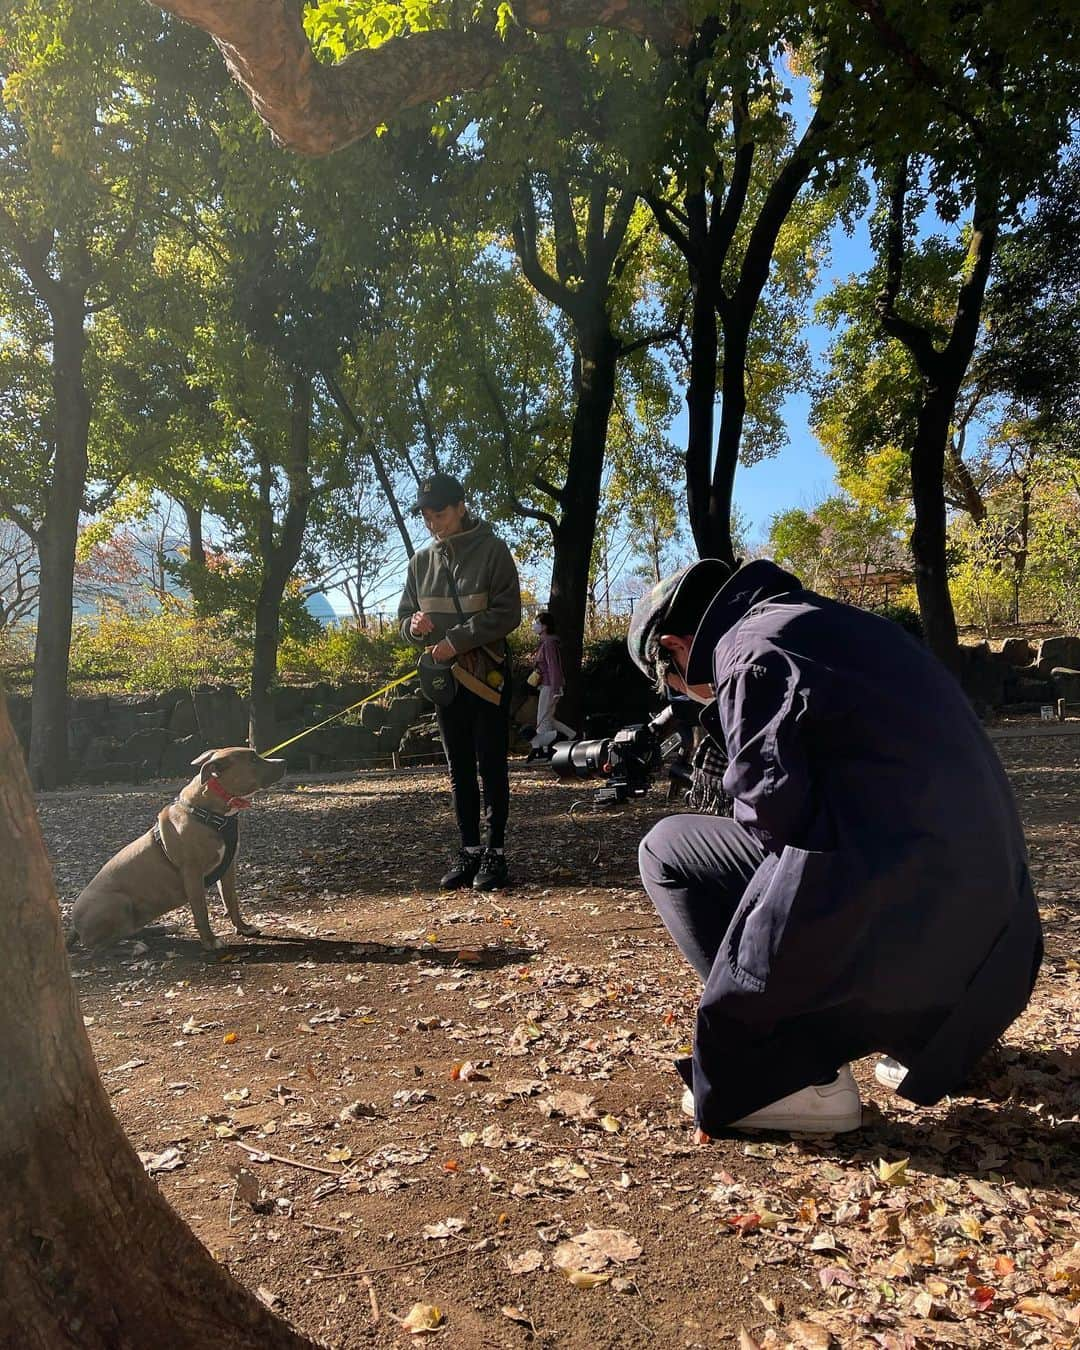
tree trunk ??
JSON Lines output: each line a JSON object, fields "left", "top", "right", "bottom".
{"left": 685, "top": 259, "right": 719, "bottom": 559}
{"left": 0, "top": 693, "right": 316, "bottom": 1349}
{"left": 909, "top": 389, "right": 959, "bottom": 668}
{"left": 945, "top": 442, "right": 987, "bottom": 523}
{"left": 248, "top": 374, "right": 313, "bottom": 750}
{"left": 878, "top": 162, "right": 999, "bottom": 672}
{"left": 547, "top": 326, "right": 620, "bottom": 727}
{"left": 29, "top": 291, "right": 90, "bottom": 790}
{"left": 182, "top": 499, "right": 206, "bottom": 568}
{"left": 249, "top": 567, "right": 287, "bottom": 751}
{"left": 700, "top": 311, "right": 749, "bottom": 564}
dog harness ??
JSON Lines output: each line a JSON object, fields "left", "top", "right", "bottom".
{"left": 151, "top": 803, "right": 240, "bottom": 889}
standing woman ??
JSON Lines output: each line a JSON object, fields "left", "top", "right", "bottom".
{"left": 527, "top": 610, "right": 575, "bottom": 760}
{"left": 398, "top": 473, "right": 522, "bottom": 890}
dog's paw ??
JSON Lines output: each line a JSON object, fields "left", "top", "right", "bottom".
{"left": 200, "top": 935, "right": 227, "bottom": 952}
{"left": 235, "top": 923, "right": 261, "bottom": 938}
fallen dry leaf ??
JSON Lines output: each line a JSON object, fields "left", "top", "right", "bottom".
{"left": 553, "top": 1228, "right": 642, "bottom": 1275}
{"left": 565, "top": 1270, "right": 610, "bottom": 1289}
{"left": 506, "top": 1249, "right": 544, "bottom": 1275}
{"left": 1015, "top": 1295, "right": 1060, "bottom": 1322}
{"left": 398, "top": 1303, "right": 445, "bottom": 1334}
{"left": 876, "top": 1157, "right": 909, "bottom": 1186}
{"left": 423, "top": 1218, "right": 468, "bottom": 1240}
{"left": 137, "top": 1147, "right": 184, "bottom": 1174}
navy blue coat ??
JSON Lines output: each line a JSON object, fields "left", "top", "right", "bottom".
{"left": 683, "top": 560, "right": 1042, "bottom": 1130}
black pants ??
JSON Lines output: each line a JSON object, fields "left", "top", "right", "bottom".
{"left": 436, "top": 686, "right": 511, "bottom": 849}
{"left": 638, "top": 813, "right": 766, "bottom": 980}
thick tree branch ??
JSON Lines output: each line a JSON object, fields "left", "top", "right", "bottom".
{"left": 644, "top": 192, "right": 691, "bottom": 260}
{"left": 151, "top": 0, "right": 690, "bottom": 155}
{"left": 710, "top": 116, "right": 754, "bottom": 275}
{"left": 531, "top": 470, "right": 566, "bottom": 509}
{"left": 0, "top": 494, "right": 40, "bottom": 545}
{"left": 731, "top": 55, "right": 841, "bottom": 317}
{"left": 550, "top": 174, "right": 586, "bottom": 283}
{"left": 0, "top": 207, "right": 61, "bottom": 309}
{"left": 512, "top": 186, "right": 574, "bottom": 312}
{"left": 599, "top": 187, "right": 639, "bottom": 279}
{"left": 620, "top": 326, "right": 680, "bottom": 358}
{"left": 875, "top": 159, "right": 942, "bottom": 374}
{"left": 943, "top": 168, "right": 1000, "bottom": 371}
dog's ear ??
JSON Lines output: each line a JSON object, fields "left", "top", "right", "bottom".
{"left": 190, "top": 750, "right": 217, "bottom": 773}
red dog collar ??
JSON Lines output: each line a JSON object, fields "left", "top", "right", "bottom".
{"left": 204, "top": 773, "right": 252, "bottom": 811}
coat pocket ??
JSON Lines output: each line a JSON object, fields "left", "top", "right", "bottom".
{"left": 726, "top": 846, "right": 840, "bottom": 994}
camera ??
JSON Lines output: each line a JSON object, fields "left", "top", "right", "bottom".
{"left": 549, "top": 710, "right": 688, "bottom": 805}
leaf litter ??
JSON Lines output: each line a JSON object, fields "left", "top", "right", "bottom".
{"left": 45, "top": 742, "right": 1080, "bottom": 1348}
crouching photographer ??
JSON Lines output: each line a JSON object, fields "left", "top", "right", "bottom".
{"left": 628, "top": 558, "right": 1043, "bottom": 1141}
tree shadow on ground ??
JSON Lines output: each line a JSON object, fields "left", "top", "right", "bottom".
{"left": 776, "top": 1046, "right": 1080, "bottom": 1197}
{"left": 69, "top": 929, "right": 536, "bottom": 979}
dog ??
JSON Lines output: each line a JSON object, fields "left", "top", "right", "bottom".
{"left": 70, "top": 748, "right": 286, "bottom": 952}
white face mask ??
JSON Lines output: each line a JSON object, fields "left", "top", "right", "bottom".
{"left": 531, "top": 621, "right": 543, "bottom": 635}
{"left": 683, "top": 686, "right": 713, "bottom": 706}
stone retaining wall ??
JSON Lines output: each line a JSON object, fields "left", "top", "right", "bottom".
{"left": 3, "top": 679, "right": 540, "bottom": 784}
{"left": 956, "top": 634, "right": 1080, "bottom": 715}
{"left": 10, "top": 628, "right": 1069, "bottom": 784}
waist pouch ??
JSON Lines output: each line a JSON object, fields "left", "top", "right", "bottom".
{"left": 451, "top": 645, "right": 506, "bottom": 705}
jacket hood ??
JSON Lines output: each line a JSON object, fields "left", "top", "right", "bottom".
{"left": 686, "top": 559, "right": 802, "bottom": 686}
{"left": 431, "top": 518, "right": 495, "bottom": 553}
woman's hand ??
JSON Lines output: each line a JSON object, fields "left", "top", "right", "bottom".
{"left": 429, "top": 639, "right": 456, "bottom": 663}
{"left": 409, "top": 611, "right": 434, "bottom": 637}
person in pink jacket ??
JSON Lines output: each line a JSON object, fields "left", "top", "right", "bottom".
{"left": 527, "top": 611, "right": 574, "bottom": 761}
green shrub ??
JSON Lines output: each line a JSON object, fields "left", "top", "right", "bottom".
{"left": 0, "top": 625, "right": 34, "bottom": 688}
{"left": 68, "top": 599, "right": 248, "bottom": 692}
{"left": 278, "top": 621, "right": 416, "bottom": 684}
{"left": 868, "top": 601, "right": 924, "bottom": 642}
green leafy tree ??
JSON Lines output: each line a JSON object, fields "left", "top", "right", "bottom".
{"left": 0, "top": 0, "right": 221, "bottom": 785}
{"left": 836, "top": 2, "right": 1079, "bottom": 665}
{"left": 645, "top": 2, "right": 860, "bottom": 562}
{"left": 768, "top": 493, "right": 908, "bottom": 602}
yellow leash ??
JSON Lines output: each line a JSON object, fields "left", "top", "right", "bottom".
{"left": 260, "top": 669, "right": 419, "bottom": 757}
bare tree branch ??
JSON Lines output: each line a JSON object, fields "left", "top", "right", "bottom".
{"left": 477, "top": 369, "right": 560, "bottom": 531}
{"left": 322, "top": 371, "right": 415, "bottom": 558}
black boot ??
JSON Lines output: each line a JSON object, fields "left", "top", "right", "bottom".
{"left": 440, "top": 849, "right": 482, "bottom": 889}
{"left": 473, "top": 848, "right": 509, "bottom": 891}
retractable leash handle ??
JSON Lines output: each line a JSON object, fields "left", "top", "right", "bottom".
{"left": 259, "top": 670, "right": 419, "bottom": 757}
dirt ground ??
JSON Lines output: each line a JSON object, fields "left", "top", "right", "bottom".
{"left": 39, "top": 729, "right": 1079, "bottom": 1350}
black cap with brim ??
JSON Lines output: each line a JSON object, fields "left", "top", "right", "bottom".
{"left": 627, "top": 559, "right": 734, "bottom": 678}
{"left": 412, "top": 472, "right": 466, "bottom": 514}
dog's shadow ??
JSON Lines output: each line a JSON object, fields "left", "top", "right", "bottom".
{"left": 71, "top": 928, "right": 537, "bottom": 973}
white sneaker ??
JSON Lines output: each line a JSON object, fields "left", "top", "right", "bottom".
{"left": 874, "top": 1056, "right": 908, "bottom": 1090}
{"left": 679, "top": 1066, "right": 862, "bottom": 1134}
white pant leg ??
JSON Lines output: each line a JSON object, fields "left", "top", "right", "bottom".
{"left": 532, "top": 686, "right": 575, "bottom": 747}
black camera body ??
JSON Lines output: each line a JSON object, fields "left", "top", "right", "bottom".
{"left": 549, "top": 715, "right": 685, "bottom": 804}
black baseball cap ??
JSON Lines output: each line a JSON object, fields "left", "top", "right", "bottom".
{"left": 627, "top": 559, "right": 734, "bottom": 678}
{"left": 413, "top": 472, "right": 466, "bottom": 514}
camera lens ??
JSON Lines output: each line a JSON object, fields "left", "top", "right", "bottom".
{"left": 549, "top": 737, "right": 611, "bottom": 778}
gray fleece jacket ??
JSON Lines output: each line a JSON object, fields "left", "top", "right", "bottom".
{"left": 397, "top": 519, "right": 522, "bottom": 654}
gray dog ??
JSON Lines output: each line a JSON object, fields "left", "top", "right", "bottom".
{"left": 70, "top": 747, "right": 285, "bottom": 951}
